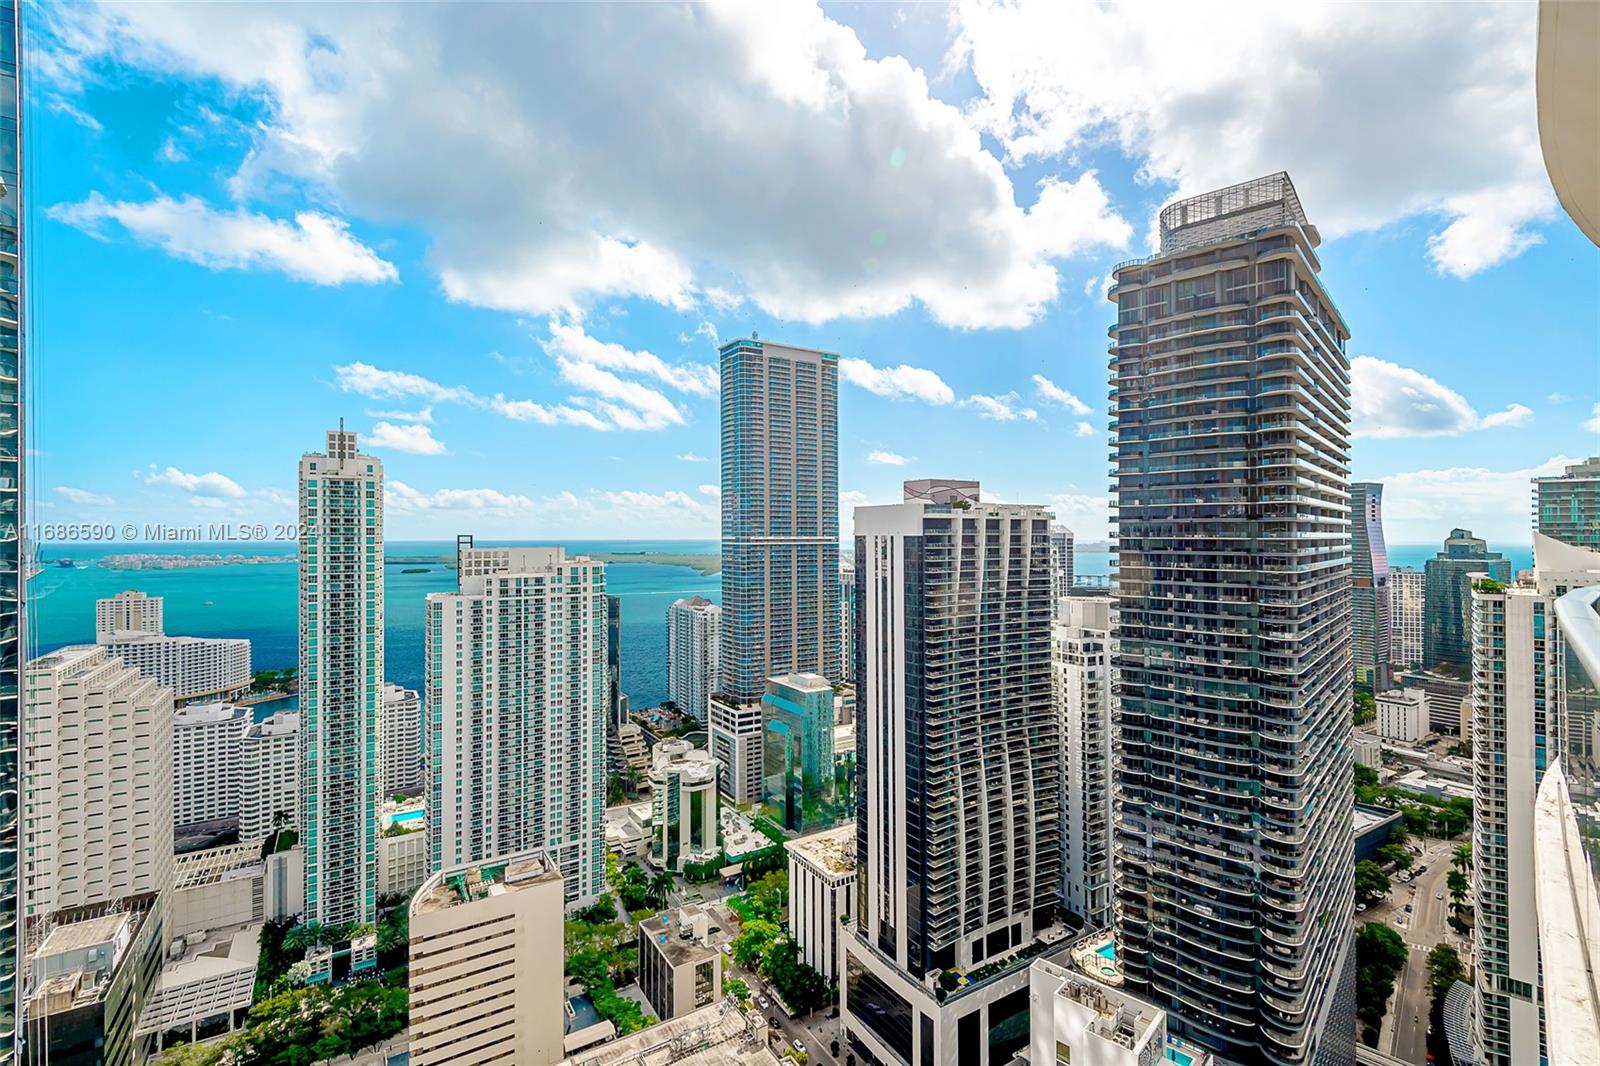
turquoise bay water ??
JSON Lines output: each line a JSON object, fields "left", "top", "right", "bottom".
{"left": 29, "top": 539, "right": 1529, "bottom": 711}
{"left": 32, "top": 540, "right": 719, "bottom": 711}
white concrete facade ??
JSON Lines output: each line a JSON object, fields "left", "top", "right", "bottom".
{"left": 1027, "top": 958, "right": 1167, "bottom": 1066}
{"left": 382, "top": 682, "right": 421, "bottom": 795}
{"left": 648, "top": 739, "right": 719, "bottom": 872}
{"left": 667, "top": 596, "right": 719, "bottom": 722}
{"left": 786, "top": 825, "right": 854, "bottom": 982}
{"left": 96, "top": 589, "right": 163, "bottom": 640}
{"left": 98, "top": 633, "right": 251, "bottom": 705}
{"left": 1053, "top": 594, "right": 1114, "bottom": 930}
{"left": 380, "top": 826, "right": 428, "bottom": 899}
{"left": 1376, "top": 687, "right": 1427, "bottom": 744}
{"left": 409, "top": 853, "right": 566, "bottom": 1066}
{"left": 708, "top": 695, "right": 763, "bottom": 806}
{"left": 1390, "top": 567, "right": 1425, "bottom": 668}
{"left": 1354, "top": 733, "right": 1382, "bottom": 769}
{"left": 23, "top": 645, "right": 175, "bottom": 917}
{"left": 171, "top": 702, "right": 250, "bottom": 828}
{"left": 426, "top": 542, "right": 607, "bottom": 907}
{"left": 240, "top": 711, "right": 299, "bottom": 841}
{"left": 638, "top": 906, "right": 722, "bottom": 1022}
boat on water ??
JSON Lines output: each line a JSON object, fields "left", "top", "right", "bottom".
{"left": 202, "top": 600, "right": 214, "bottom": 606}
{"left": 402, "top": 567, "right": 429, "bottom": 574}
{"left": 54, "top": 558, "right": 75, "bottom": 568}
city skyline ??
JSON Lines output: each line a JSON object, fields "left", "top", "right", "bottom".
{"left": 24, "top": 3, "right": 1598, "bottom": 548}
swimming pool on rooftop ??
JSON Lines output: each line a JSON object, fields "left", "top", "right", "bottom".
{"left": 1095, "top": 941, "right": 1116, "bottom": 961}
{"left": 390, "top": 808, "right": 424, "bottom": 824}
{"left": 1165, "top": 1049, "right": 1194, "bottom": 1066}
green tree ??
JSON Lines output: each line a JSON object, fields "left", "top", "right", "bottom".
{"left": 747, "top": 869, "right": 789, "bottom": 922}
{"left": 1376, "top": 843, "right": 1413, "bottom": 871}
{"left": 732, "top": 919, "right": 783, "bottom": 968}
{"left": 1447, "top": 868, "right": 1470, "bottom": 907}
{"left": 726, "top": 977, "right": 751, "bottom": 1005}
{"left": 761, "top": 937, "right": 830, "bottom": 1014}
{"left": 1427, "top": 943, "right": 1465, "bottom": 1000}
{"left": 1355, "top": 922, "right": 1408, "bottom": 1030}
{"left": 1453, "top": 842, "right": 1472, "bottom": 871}
{"left": 1354, "top": 690, "right": 1377, "bottom": 725}
{"left": 1354, "top": 764, "right": 1380, "bottom": 790}
{"left": 649, "top": 870, "right": 676, "bottom": 908}
{"left": 1355, "top": 860, "right": 1391, "bottom": 905}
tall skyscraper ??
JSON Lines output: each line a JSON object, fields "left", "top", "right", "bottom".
{"left": 299, "top": 428, "right": 383, "bottom": 974}
{"left": 839, "top": 561, "right": 857, "bottom": 685}
{"left": 841, "top": 481, "right": 1059, "bottom": 1066}
{"left": 0, "top": 6, "right": 24, "bottom": 1049}
{"left": 1469, "top": 533, "right": 1600, "bottom": 1066}
{"left": 761, "top": 672, "right": 841, "bottom": 833}
{"left": 381, "top": 683, "right": 421, "bottom": 795}
{"left": 605, "top": 594, "right": 624, "bottom": 730}
{"left": 240, "top": 712, "right": 300, "bottom": 841}
{"left": 95, "top": 589, "right": 163, "bottom": 638}
{"left": 1109, "top": 173, "right": 1354, "bottom": 1065}
{"left": 1425, "top": 527, "right": 1511, "bottom": 668}
{"left": 1351, "top": 482, "right": 1391, "bottom": 690}
{"left": 1534, "top": 456, "right": 1600, "bottom": 549}
{"left": 719, "top": 338, "right": 840, "bottom": 699}
{"left": 1053, "top": 593, "right": 1113, "bottom": 931}
{"left": 171, "top": 702, "right": 251, "bottom": 829}
{"left": 425, "top": 540, "right": 607, "bottom": 907}
{"left": 707, "top": 694, "right": 764, "bottom": 805}
{"left": 1050, "top": 525, "right": 1076, "bottom": 606}
{"left": 666, "top": 595, "right": 720, "bottom": 721}
{"left": 1389, "top": 567, "right": 1425, "bottom": 668}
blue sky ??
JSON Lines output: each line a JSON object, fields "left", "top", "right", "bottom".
{"left": 28, "top": 1, "right": 1600, "bottom": 545}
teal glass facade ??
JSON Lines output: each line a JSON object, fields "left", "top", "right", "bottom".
{"left": 1424, "top": 528, "right": 1511, "bottom": 668}
{"left": 760, "top": 675, "right": 840, "bottom": 832}
{"left": 1351, "top": 482, "right": 1391, "bottom": 690}
{"left": 0, "top": 2, "right": 20, "bottom": 1053}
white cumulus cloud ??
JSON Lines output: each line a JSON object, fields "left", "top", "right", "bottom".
{"left": 840, "top": 358, "right": 956, "bottom": 405}
{"left": 965, "top": 392, "right": 1038, "bottom": 422}
{"left": 55, "top": 486, "right": 114, "bottom": 507}
{"left": 366, "top": 421, "right": 448, "bottom": 455}
{"left": 867, "top": 449, "right": 911, "bottom": 466}
{"left": 48, "top": 192, "right": 397, "bottom": 286}
{"left": 1352, "top": 356, "right": 1533, "bottom": 438}
{"left": 1374, "top": 455, "right": 1577, "bottom": 543}
{"left": 1032, "top": 373, "right": 1092, "bottom": 415}
{"left": 142, "top": 464, "right": 247, "bottom": 498}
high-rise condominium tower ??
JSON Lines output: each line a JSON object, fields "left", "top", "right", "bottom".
{"left": 1050, "top": 525, "right": 1076, "bottom": 605}
{"left": 382, "top": 683, "right": 421, "bottom": 795}
{"left": 425, "top": 540, "right": 607, "bottom": 907}
{"left": 1534, "top": 456, "right": 1600, "bottom": 549}
{"left": 667, "top": 595, "right": 720, "bottom": 721}
{"left": 1053, "top": 593, "right": 1114, "bottom": 930}
{"left": 842, "top": 481, "right": 1059, "bottom": 1066}
{"left": 299, "top": 428, "right": 383, "bottom": 971}
{"left": 1469, "top": 533, "right": 1600, "bottom": 1066}
{"left": 1351, "top": 482, "right": 1391, "bottom": 690}
{"left": 1425, "top": 528, "right": 1511, "bottom": 668}
{"left": 719, "top": 338, "right": 840, "bottom": 699}
{"left": 1109, "top": 173, "right": 1354, "bottom": 1065}
{"left": 1390, "top": 567, "right": 1425, "bottom": 668}
{"left": 0, "top": 6, "right": 22, "bottom": 1052}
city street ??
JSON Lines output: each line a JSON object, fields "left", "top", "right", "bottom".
{"left": 1365, "top": 837, "right": 1470, "bottom": 1064}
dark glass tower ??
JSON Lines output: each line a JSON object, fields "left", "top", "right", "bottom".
{"left": 1110, "top": 173, "right": 1355, "bottom": 1065}
{"left": 0, "top": 3, "right": 20, "bottom": 1056}
{"left": 1351, "top": 482, "right": 1391, "bottom": 690}
{"left": 719, "top": 338, "right": 839, "bottom": 700}
{"left": 1423, "top": 528, "right": 1511, "bottom": 668}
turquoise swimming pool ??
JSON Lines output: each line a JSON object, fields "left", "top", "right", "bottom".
{"left": 390, "top": 808, "right": 424, "bottom": 824}
{"left": 1165, "top": 1049, "right": 1194, "bottom": 1066}
{"left": 1095, "top": 942, "right": 1116, "bottom": 961}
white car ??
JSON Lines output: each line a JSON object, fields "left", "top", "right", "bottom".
{"left": 793, "top": 1040, "right": 807, "bottom": 1053}
{"left": 722, "top": 944, "right": 733, "bottom": 956}
{"left": 758, "top": 996, "right": 770, "bottom": 1009}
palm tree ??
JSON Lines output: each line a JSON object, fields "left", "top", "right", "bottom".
{"left": 1453, "top": 843, "right": 1472, "bottom": 872}
{"left": 649, "top": 870, "right": 675, "bottom": 908}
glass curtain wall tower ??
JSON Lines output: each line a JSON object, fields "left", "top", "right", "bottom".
{"left": 0, "top": 2, "right": 20, "bottom": 1055}
{"left": 1351, "top": 482, "right": 1391, "bottom": 690}
{"left": 1425, "top": 529, "right": 1511, "bottom": 669}
{"left": 298, "top": 428, "right": 383, "bottom": 978}
{"left": 719, "top": 338, "right": 839, "bottom": 699}
{"left": 1109, "top": 173, "right": 1355, "bottom": 1065}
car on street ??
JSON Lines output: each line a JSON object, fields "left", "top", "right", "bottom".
{"left": 722, "top": 944, "right": 732, "bottom": 956}
{"left": 758, "top": 996, "right": 770, "bottom": 1009}
{"left": 1416, "top": 865, "right": 1428, "bottom": 875}
{"left": 1437, "top": 891, "right": 1444, "bottom": 900}
{"left": 1405, "top": 904, "right": 1413, "bottom": 913}
{"left": 1356, "top": 903, "right": 1366, "bottom": 912}
{"left": 793, "top": 1041, "right": 807, "bottom": 1054}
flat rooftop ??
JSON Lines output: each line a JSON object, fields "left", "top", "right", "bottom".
{"left": 639, "top": 908, "right": 719, "bottom": 967}
{"left": 36, "top": 911, "right": 131, "bottom": 958}
{"left": 413, "top": 854, "right": 561, "bottom": 915}
{"left": 786, "top": 824, "right": 855, "bottom": 875}
{"left": 564, "top": 998, "right": 775, "bottom": 1065}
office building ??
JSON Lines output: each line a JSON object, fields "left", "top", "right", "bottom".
{"left": 24, "top": 901, "right": 164, "bottom": 1066}
{"left": 298, "top": 427, "right": 383, "bottom": 973}
{"left": 606, "top": 594, "right": 624, "bottom": 730}
{"left": 667, "top": 595, "right": 720, "bottom": 721}
{"left": 719, "top": 338, "right": 840, "bottom": 699}
{"left": 1108, "top": 173, "right": 1355, "bottom": 1064}
{"left": 1470, "top": 533, "right": 1600, "bottom": 1065}
{"left": 408, "top": 853, "right": 565, "bottom": 1066}
{"left": 708, "top": 695, "right": 764, "bottom": 805}
{"left": 843, "top": 481, "right": 1060, "bottom": 1066}
{"left": 1050, "top": 525, "right": 1076, "bottom": 606}
{"left": 1426, "top": 528, "right": 1511, "bottom": 668}
{"left": 1540, "top": 578, "right": 1600, "bottom": 1061}
{"left": 1351, "top": 482, "right": 1392, "bottom": 690}
{"left": 95, "top": 589, "right": 163, "bottom": 639}
{"left": 23, "top": 645, "right": 174, "bottom": 917}
{"left": 426, "top": 540, "right": 607, "bottom": 907}
{"left": 638, "top": 906, "right": 721, "bottom": 1022}
{"left": 1534, "top": 456, "right": 1600, "bottom": 549}
{"left": 1390, "top": 567, "right": 1425, "bottom": 668}
{"left": 1398, "top": 668, "right": 1473, "bottom": 737}
{"left": 648, "top": 739, "right": 719, "bottom": 872}
{"left": 240, "top": 711, "right": 299, "bottom": 841}
{"left": 382, "top": 682, "right": 421, "bottom": 795}
{"left": 560, "top": 1000, "right": 777, "bottom": 1066}
{"left": 1375, "top": 687, "right": 1427, "bottom": 744}
{"left": 171, "top": 702, "right": 250, "bottom": 829}
{"left": 379, "top": 803, "right": 429, "bottom": 898}
{"left": 762, "top": 672, "right": 842, "bottom": 832}
{"left": 1053, "top": 593, "right": 1114, "bottom": 930}
{"left": 0, "top": 15, "right": 22, "bottom": 1051}
{"left": 1027, "top": 958, "right": 1169, "bottom": 1066}
{"left": 786, "top": 825, "right": 854, "bottom": 982}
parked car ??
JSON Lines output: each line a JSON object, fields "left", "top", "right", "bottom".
{"left": 722, "top": 944, "right": 733, "bottom": 956}
{"left": 793, "top": 1041, "right": 807, "bottom": 1054}
{"left": 1356, "top": 903, "right": 1367, "bottom": 912}
{"left": 1404, "top": 904, "right": 1413, "bottom": 913}
{"left": 1416, "top": 865, "right": 1428, "bottom": 875}
{"left": 758, "top": 996, "right": 770, "bottom": 1009}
